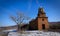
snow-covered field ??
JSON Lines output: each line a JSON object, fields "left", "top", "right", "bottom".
{"left": 8, "top": 31, "right": 60, "bottom": 36}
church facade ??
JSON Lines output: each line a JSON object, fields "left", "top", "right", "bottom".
{"left": 29, "top": 8, "right": 49, "bottom": 30}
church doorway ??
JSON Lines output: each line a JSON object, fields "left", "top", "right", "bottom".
{"left": 42, "top": 24, "right": 45, "bottom": 29}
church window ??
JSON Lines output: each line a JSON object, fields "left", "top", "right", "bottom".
{"left": 42, "top": 19, "right": 44, "bottom": 21}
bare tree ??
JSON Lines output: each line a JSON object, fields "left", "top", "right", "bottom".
{"left": 10, "top": 12, "right": 30, "bottom": 31}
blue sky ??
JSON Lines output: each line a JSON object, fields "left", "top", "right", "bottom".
{"left": 0, "top": 0, "right": 60, "bottom": 27}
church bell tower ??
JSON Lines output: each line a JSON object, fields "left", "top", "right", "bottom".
{"left": 37, "top": 8, "right": 49, "bottom": 30}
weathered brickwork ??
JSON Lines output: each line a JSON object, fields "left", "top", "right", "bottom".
{"left": 29, "top": 8, "right": 49, "bottom": 30}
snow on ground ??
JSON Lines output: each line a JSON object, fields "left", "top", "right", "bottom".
{"left": 8, "top": 31, "right": 60, "bottom": 36}
{"left": 2, "top": 29, "right": 17, "bottom": 32}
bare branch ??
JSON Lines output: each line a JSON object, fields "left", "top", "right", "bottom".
{"left": 10, "top": 12, "right": 30, "bottom": 31}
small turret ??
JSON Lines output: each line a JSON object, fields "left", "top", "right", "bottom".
{"left": 38, "top": 7, "right": 46, "bottom": 17}
{"left": 38, "top": 8, "right": 45, "bottom": 14}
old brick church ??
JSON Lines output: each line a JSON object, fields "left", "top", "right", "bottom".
{"left": 29, "top": 7, "right": 49, "bottom": 30}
